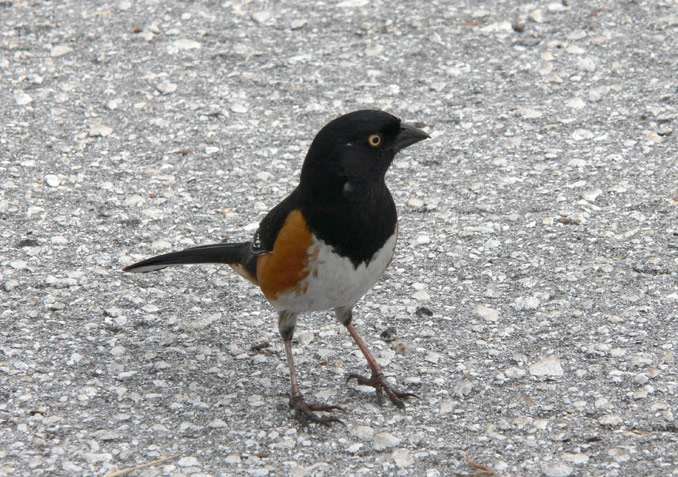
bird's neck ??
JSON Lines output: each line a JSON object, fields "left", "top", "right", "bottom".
{"left": 298, "top": 181, "right": 397, "bottom": 267}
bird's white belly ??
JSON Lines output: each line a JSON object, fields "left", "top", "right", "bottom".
{"left": 270, "top": 232, "right": 397, "bottom": 313}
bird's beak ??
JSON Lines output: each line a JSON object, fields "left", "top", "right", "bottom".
{"left": 393, "top": 122, "right": 430, "bottom": 153}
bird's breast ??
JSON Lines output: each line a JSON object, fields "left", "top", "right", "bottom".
{"left": 264, "top": 231, "right": 397, "bottom": 314}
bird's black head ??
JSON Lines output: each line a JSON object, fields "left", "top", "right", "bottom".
{"left": 299, "top": 110, "right": 429, "bottom": 201}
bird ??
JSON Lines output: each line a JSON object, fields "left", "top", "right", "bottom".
{"left": 123, "top": 110, "right": 430, "bottom": 425}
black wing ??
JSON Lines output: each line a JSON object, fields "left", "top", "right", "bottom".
{"left": 249, "top": 188, "right": 301, "bottom": 254}
{"left": 228, "top": 187, "right": 302, "bottom": 280}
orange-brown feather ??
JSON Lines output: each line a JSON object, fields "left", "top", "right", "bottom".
{"left": 257, "top": 210, "right": 314, "bottom": 302}
{"left": 229, "top": 264, "right": 258, "bottom": 285}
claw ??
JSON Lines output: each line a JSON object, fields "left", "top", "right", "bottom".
{"left": 346, "top": 372, "right": 419, "bottom": 409}
{"left": 288, "top": 393, "right": 345, "bottom": 426}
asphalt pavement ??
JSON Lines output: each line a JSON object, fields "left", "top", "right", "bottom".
{"left": 1, "top": 1, "right": 677, "bottom": 475}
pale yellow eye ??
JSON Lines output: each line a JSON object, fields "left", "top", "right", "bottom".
{"left": 368, "top": 134, "right": 382, "bottom": 147}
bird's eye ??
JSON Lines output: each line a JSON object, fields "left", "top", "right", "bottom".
{"left": 368, "top": 134, "right": 382, "bottom": 147}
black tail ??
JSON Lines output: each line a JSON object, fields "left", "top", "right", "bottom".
{"left": 123, "top": 242, "right": 250, "bottom": 273}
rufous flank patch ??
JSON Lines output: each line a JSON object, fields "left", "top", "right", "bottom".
{"left": 257, "top": 210, "right": 314, "bottom": 301}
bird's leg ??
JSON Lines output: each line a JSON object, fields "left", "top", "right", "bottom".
{"left": 336, "top": 306, "right": 419, "bottom": 409}
{"left": 279, "top": 311, "right": 343, "bottom": 425}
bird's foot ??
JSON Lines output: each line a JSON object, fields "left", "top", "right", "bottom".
{"left": 346, "top": 372, "right": 419, "bottom": 409}
{"left": 288, "top": 393, "right": 344, "bottom": 426}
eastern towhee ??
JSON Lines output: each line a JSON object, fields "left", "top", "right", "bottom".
{"left": 124, "top": 110, "right": 429, "bottom": 424}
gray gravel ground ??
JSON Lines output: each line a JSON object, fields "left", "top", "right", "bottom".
{"left": 2, "top": 0, "right": 678, "bottom": 475}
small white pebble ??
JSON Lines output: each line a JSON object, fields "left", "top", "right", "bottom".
{"left": 4, "top": 279, "right": 20, "bottom": 291}
{"left": 349, "top": 425, "right": 374, "bottom": 440}
{"left": 517, "top": 107, "right": 543, "bottom": 119}
{"left": 541, "top": 462, "right": 573, "bottom": 477}
{"left": 439, "top": 400, "right": 454, "bottom": 414}
{"left": 425, "top": 351, "right": 441, "bottom": 364}
{"left": 599, "top": 414, "right": 622, "bottom": 426}
{"left": 230, "top": 102, "right": 249, "bottom": 114}
{"left": 474, "top": 304, "right": 499, "bottom": 322}
{"left": 529, "top": 357, "right": 564, "bottom": 377}
{"left": 392, "top": 448, "right": 414, "bottom": 468}
{"left": 177, "top": 456, "right": 200, "bottom": 467}
{"left": 415, "top": 234, "right": 430, "bottom": 245}
{"left": 413, "top": 290, "right": 430, "bottom": 301}
{"left": 297, "top": 331, "right": 314, "bottom": 345}
{"left": 14, "top": 90, "right": 33, "bottom": 105}
{"left": 208, "top": 419, "right": 227, "bottom": 428}
{"left": 156, "top": 81, "right": 177, "bottom": 94}
{"left": 89, "top": 124, "right": 113, "bottom": 137}
{"left": 562, "top": 452, "right": 589, "bottom": 464}
{"left": 110, "top": 346, "right": 126, "bottom": 357}
{"left": 374, "top": 431, "right": 400, "bottom": 450}
{"left": 45, "top": 174, "right": 61, "bottom": 187}
{"left": 51, "top": 45, "right": 73, "bottom": 57}
{"left": 174, "top": 39, "right": 201, "bottom": 50}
